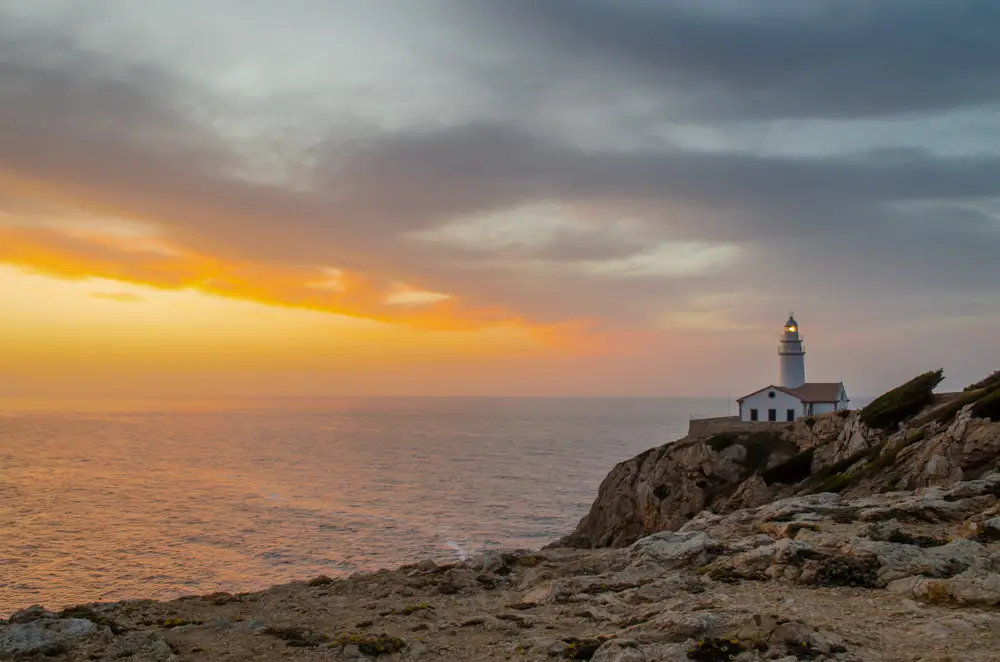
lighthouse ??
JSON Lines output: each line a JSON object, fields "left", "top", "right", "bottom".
{"left": 778, "top": 314, "right": 806, "bottom": 388}
{"left": 735, "top": 313, "right": 848, "bottom": 422}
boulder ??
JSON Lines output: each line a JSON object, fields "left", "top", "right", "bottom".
{"left": 0, "top": 618, "right": 98, "bottom": 658}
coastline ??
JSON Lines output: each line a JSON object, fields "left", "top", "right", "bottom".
{"left": 4, "top": 472, "right": 1000, "bottom": 660}
{"left": 6, "top": 379, "right": 1000, "bottom": 659}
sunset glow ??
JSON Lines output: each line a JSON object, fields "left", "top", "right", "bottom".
{"left": 2, "top": 1, "right": 999, "bottom": 399}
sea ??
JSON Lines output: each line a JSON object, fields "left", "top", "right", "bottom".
{"left": 0, "top": 396, "right": 730, "bottom": 616}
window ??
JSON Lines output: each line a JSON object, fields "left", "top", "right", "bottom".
{"left": 768, "top": 409, "right": 777, "bottom": 422}
{"left": 750, "top": 409, "right": 758, "bottom": 421}
{"left": 786, "top": 409, "right": 795, "bottom": 422}
{"left": 768, "top": 391, "right": 776, "bottom": 399}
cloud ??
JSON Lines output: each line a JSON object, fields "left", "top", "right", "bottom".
{"left": 0, "top": 0, "right": 999, "bottom": 391}
{"left": 483, "top": 0, "right": 1000, "bottom": 121}
{"left": 89, "top": 292, "right": 145, "bottom": 303}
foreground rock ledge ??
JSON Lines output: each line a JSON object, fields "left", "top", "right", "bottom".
{"left": 4, "top": 476, "right": 1000, "bottom": 661}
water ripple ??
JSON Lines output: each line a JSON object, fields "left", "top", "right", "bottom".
{"left": 0, "top": 397, "right": 725, "bottom": 615}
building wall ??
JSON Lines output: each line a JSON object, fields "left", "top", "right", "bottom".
{"left": 739, "top": 388, "right": 804, "bottom": 422}
{"left": 811, "top": 402, "right": 837, "bottom": 415}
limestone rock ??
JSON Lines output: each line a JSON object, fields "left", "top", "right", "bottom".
{"left": 724, "top": 475, "right": 773, "bottom": 512}
{"left": 0, "top": 618, "right": 98, "bottom": 658}
{"left": 619, "top": 531, "right": 717, "bottom": 569}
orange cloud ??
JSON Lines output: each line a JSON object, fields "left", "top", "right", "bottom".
{"left": 0, "top": 215, "right": 598, "bottom": 354}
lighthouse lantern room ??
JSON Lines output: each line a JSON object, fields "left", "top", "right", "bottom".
{"left": 779, "top": 314, "right": 806, "bottom": 388}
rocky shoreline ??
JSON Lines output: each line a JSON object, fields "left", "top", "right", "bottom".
{"left": 3, "top": 473, "right": 999, "bottom": 661}
{"left": 3, "top": 371, "right": 1000, "bottom": 661}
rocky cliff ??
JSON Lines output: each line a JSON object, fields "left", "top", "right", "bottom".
{"left": 556, "top": 369, "right": 1000, "bottom": 550}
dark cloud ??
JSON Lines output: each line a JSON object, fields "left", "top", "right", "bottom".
{"left": 0, "top": 3, "right": 999, "bottom": 338}
{"left": 485, "top": 0, "right": 1000, "bottom": 120}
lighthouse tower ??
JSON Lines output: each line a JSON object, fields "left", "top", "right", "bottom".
{"left": 778, "top": 314, "right": 806, "bottom": 388}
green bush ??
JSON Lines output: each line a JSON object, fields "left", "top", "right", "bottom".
{"left": 810, "top": 473, "right": 853, "bottom": 494}
{"left": 971, "top": 389, "right": 1000, "bottom": 421}
{"left": 921, "top": 391, "right": 981, "bottom": 427}
{"left": 965, "top": 370, "right": 1000, "bottom": 392}
{"left": 860, "top": 369, "right": 944, "bottom": 430}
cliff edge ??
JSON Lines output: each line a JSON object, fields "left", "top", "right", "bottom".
{"left": 555, "top": 368, "right": 1000, "bottom": 550}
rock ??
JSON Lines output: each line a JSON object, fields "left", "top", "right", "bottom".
{"left": 307, "top": 574, "right": 336, "bottom": 586}
{"left": 845, "top": 537, "right": 990, "bottom": 584}
{"left": 7, "top": 605, "right": 56, "bottom": 624}
{"left": 416, "top": 559, "right": 438, "bottom": 572}
{"left": 636, "top": 611, "right": 721, "bottom": 643}
{"left": 724, "top": 475, "right": 773, "bottom": 511}
{"left": 438, "top": 568, "right": 476, "bottom": 594}
{"left": 619, "top": 531, "right": 717, "bottom": 569}
{"left": 754, "top": 493, "right": 844, "bottom": 523}
{"left": 908, "top": 615, "right": 977, "bottom": 640}
{"left": 109, "top": 632, "right": 178, "bottom": 661}
{"left": 591, "top": 640, "right": 650, "bottom": 661}
{"left": 768, "top": 621, "right": 845, "bottom": 657}
{"left": 552, "top": 425, "right": 815, "bottom": 548}
{"left": 888, "top": 570, "right": 1000, "bottom": 607}
{"left": 0, "top": 618, "right": 98, "bottom": 657}
{"left": 466, "top": 549, "right": 506, "bottom": 573}
{"left": 857, "top": 518, "right": 902, "bottom": 541}
{"left": 619, "top": 575, "right": 702, "bottom": 605}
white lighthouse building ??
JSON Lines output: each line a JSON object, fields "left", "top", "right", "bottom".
{"left": 778, "top": 314, "right": 806, "bottom": 388}
{"left": 737, "top": 314, "right": 849, "bottom": 422}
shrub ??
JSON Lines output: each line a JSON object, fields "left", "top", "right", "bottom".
{"left": 739, "top": 431, "right": 795, "bottom": 472}
{"left": 810, "top": 473, "right": 853, "bottom": 494}
{"left": 761, "top": 448, "right": 815, "bottom": 485}
{"left": 816, "top": 554, "right": 880, "bottom": 588}
{"left": 965, "top": 370, "right": 1000, "bottom": 392}
{"left": 687, "top": 638, "right": 747, "bottom": 661}
{"left": 860, "top": 369, "right": 944, "bottom": 430}
{"left": 706, "top": 431, "right": 794, "bottom": 472}
{"left": 915, "top": 391, "right": 983, "bottom": 427}
{"left": 971, "top": 389, "right": 1000, "bottom": 421}
{"left": 706, "top": 434, "right": 736, "bottom": 451}
{"left": 562, "top": 637, "right": 604, "bottom": 660}
{"left": 264, "top": 627, "right": 330, "bottom": 648}
{"left": 331, "top": 634, "right": 406, "bottom": 655}
{"left": 803, "top": 416, "right": 816, "bottom": 428}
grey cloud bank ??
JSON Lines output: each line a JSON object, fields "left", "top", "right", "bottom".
{"left": 1, "top": 0, "right": 998, "bottom": 394}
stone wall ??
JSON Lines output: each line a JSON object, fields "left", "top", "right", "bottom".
{"left": 687, "top": 416, "right": 789, "bottom": 439}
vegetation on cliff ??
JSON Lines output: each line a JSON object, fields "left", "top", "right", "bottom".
{"left": 965, "top": 369, "right": 1000, "bottom": 392}
{"left": 859, "top": 368, "right": 943, "bottom": 430}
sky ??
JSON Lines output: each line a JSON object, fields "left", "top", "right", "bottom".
{"left": 1, "top": 0, "right": 999, "bottom": 399}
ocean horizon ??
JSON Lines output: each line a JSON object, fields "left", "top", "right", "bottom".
{"left": 0, "top": 395, "right": 737, "bottom": 616}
